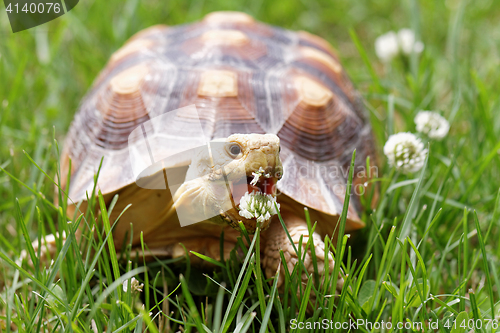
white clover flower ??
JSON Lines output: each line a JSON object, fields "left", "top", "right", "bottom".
{"left": 122, "top": 277, "right": 144, "bottom": 293}
{"left": 397, "top": 29, "right": 424, "bottom": 55}
{"left": 384, "top": 132, "right": 427, "bottom": 174}
{"left": 375, "top": 31, "right": 400, "bottom": 62}
{"left": 414, "top": 111, "right": 450, "bottom": 140}
{"left": 238, "top": 191, "right": 280, "bottom": 223}
{"left": 375, "top": 29, "right": 424, "bottom": 62}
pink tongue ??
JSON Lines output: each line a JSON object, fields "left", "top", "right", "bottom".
{"left": 260, "top": 178, "right": 276, "bottom": 195}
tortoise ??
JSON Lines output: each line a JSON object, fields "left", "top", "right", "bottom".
{"left": 56, "top": 11, "right": 375, "bottom": 288}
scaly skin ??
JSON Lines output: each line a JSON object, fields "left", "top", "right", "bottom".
{"left": 261, "top": 209, "right": 344, "bottom": 300}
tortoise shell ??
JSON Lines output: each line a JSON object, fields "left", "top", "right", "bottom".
{"left": 60, "top": 11, "right": 375, "bottom": 233}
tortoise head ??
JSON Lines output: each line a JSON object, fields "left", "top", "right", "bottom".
{"left": 172, "top": 133, "right": 283, "bottom": 232}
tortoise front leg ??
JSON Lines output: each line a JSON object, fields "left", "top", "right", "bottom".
{"left": 261, "top": 211, "right": 343, "bottom": 294}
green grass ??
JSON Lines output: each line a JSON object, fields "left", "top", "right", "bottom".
{"left": 2, "top": 0, "right": 500, "bottom": 331}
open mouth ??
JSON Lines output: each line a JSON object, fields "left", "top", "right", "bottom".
{"left": 222, "top": 168, "right": 280, "bottom": 232}
{"left": 228, "top": 170, "right": 278, "bottom": 205}
{"left": 246, "top": 175, "right": 277, "bottom": 196}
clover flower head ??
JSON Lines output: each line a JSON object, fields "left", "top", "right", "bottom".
{"left": 397, "top": 29, "right": 424, "bottom": 55}
{"left": 414, "top": 111, "right": 450, "bottom": 140}
{"left": 375, "top": 31, "right": 400, "bottom": 62}
{"left": 384, "top": 132, "right": 427, "bottom": 174}
{"left": 375, "top": 29, "right": 424, "bottom": 62}
{"left": 122, "top": 277, "right": 144, "bottom": 293}
{"left": 238, "top": 191, "right": 280, "bottom": 223}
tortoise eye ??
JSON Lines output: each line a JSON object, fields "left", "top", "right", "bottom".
{"left": 228, "top": 143, "right": 242, "bottom": 157}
